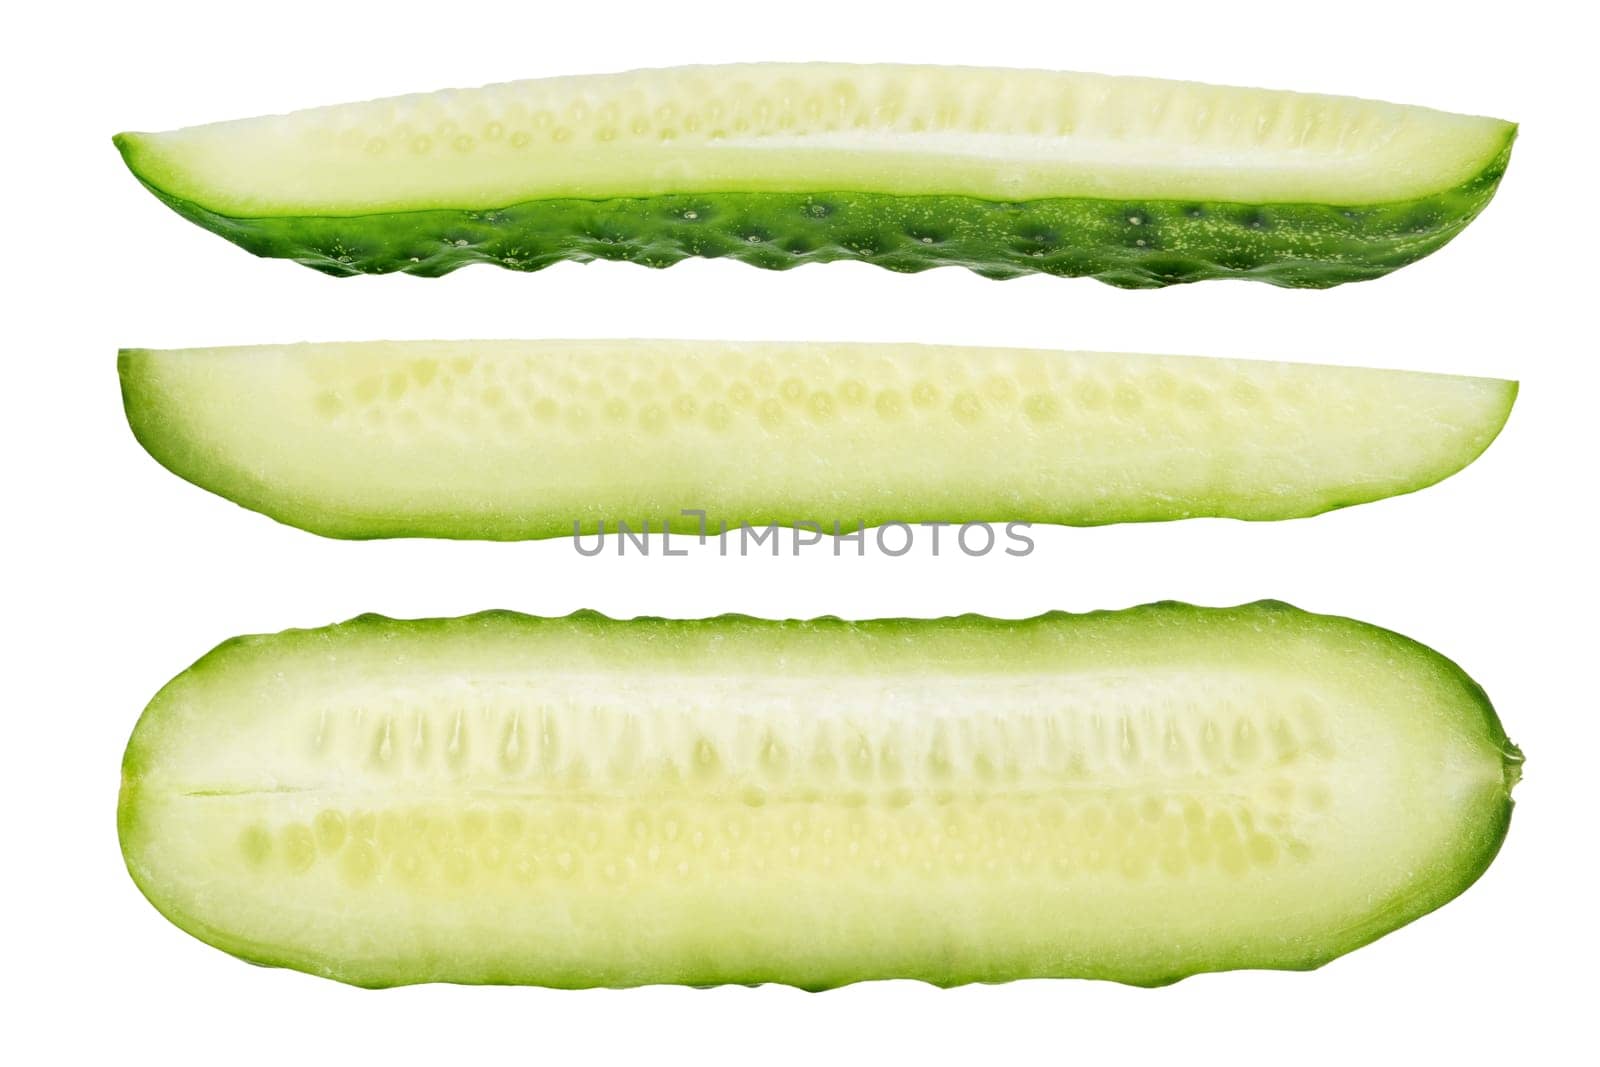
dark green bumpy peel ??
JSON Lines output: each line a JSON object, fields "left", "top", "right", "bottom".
{"left": 120, "top": 135, "right": 1513, "bottom": 288}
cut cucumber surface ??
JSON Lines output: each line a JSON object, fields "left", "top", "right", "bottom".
{"left": 119, "top": 603, "right": 1521, "bottom": 989}
{"left": 114, "top": 64, "right": 1515, "bottom": 287}
{"left": 120, "top": 340, "right": 1516, "bottom": 540}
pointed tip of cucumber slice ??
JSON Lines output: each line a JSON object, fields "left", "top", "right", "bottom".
{"left": 1428, "top": 375, "right": 1517, "bottom": 491}
{"left": 113, "top": 132, "right": 150, "bottom": 183}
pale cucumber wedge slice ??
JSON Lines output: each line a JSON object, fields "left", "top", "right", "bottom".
{"left": 119, "top": 603, "right": 1521, "bottom": 989}
{"left": 120, "top": 340, "right": 1516, "bottom": 540}
{"left": 113, "top": 64, "right": 1515, "bottom": 286}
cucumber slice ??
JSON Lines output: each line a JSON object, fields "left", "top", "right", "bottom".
{"left": 119, "top": 603, "right": 1521, "bottom": 989}
{"left": 120, "top": 340, "right": 1516, "bottom": 540}
{"left": 114, "top": 64, "right": 1514, "bottom": 287}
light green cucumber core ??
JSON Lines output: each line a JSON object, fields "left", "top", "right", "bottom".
{"left": 120, "top": 340, "right": 1516, "bottom": 540}
{"left": 119, "top": 603, "right": 1520, "bottom": 989}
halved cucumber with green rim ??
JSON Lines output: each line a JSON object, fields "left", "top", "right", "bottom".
{"left": 114, "top": 64, "right": 1515, "bottom": 286}
{"left": 120, "top": 340, "right": 1516, "bottom": 540}
{"left": 119, "top": 603, "right": 1522, "bottom": 989}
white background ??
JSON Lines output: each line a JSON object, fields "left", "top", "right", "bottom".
{"left": 5, "top": 1, "right": 1595, "bottom": 1062}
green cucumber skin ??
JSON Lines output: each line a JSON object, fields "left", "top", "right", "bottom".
{"left": 120, "top": 602, "right": 1521, "bottom": 990}
{"left": 116, "top": 132, "right": 1513, "bottom": 288}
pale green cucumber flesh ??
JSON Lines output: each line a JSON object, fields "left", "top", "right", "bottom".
{"left": 120, "top": 602, "right": 1520, "bottom": 989}
{"left": 114, "top": 64, "right": 1515, "bottom": 287}
{"left": 120, "top": 341, "right": 1517, "bottom": 541}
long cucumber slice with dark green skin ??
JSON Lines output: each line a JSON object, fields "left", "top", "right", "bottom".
{"left": 120, "top": 603, "right": 1521, "bottom": 989}
{"left": 120, "top": 340, "right": 1517, "bottom": 541}
{"left": 114, "top": 64, "right": 1515, "bottom": 287}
